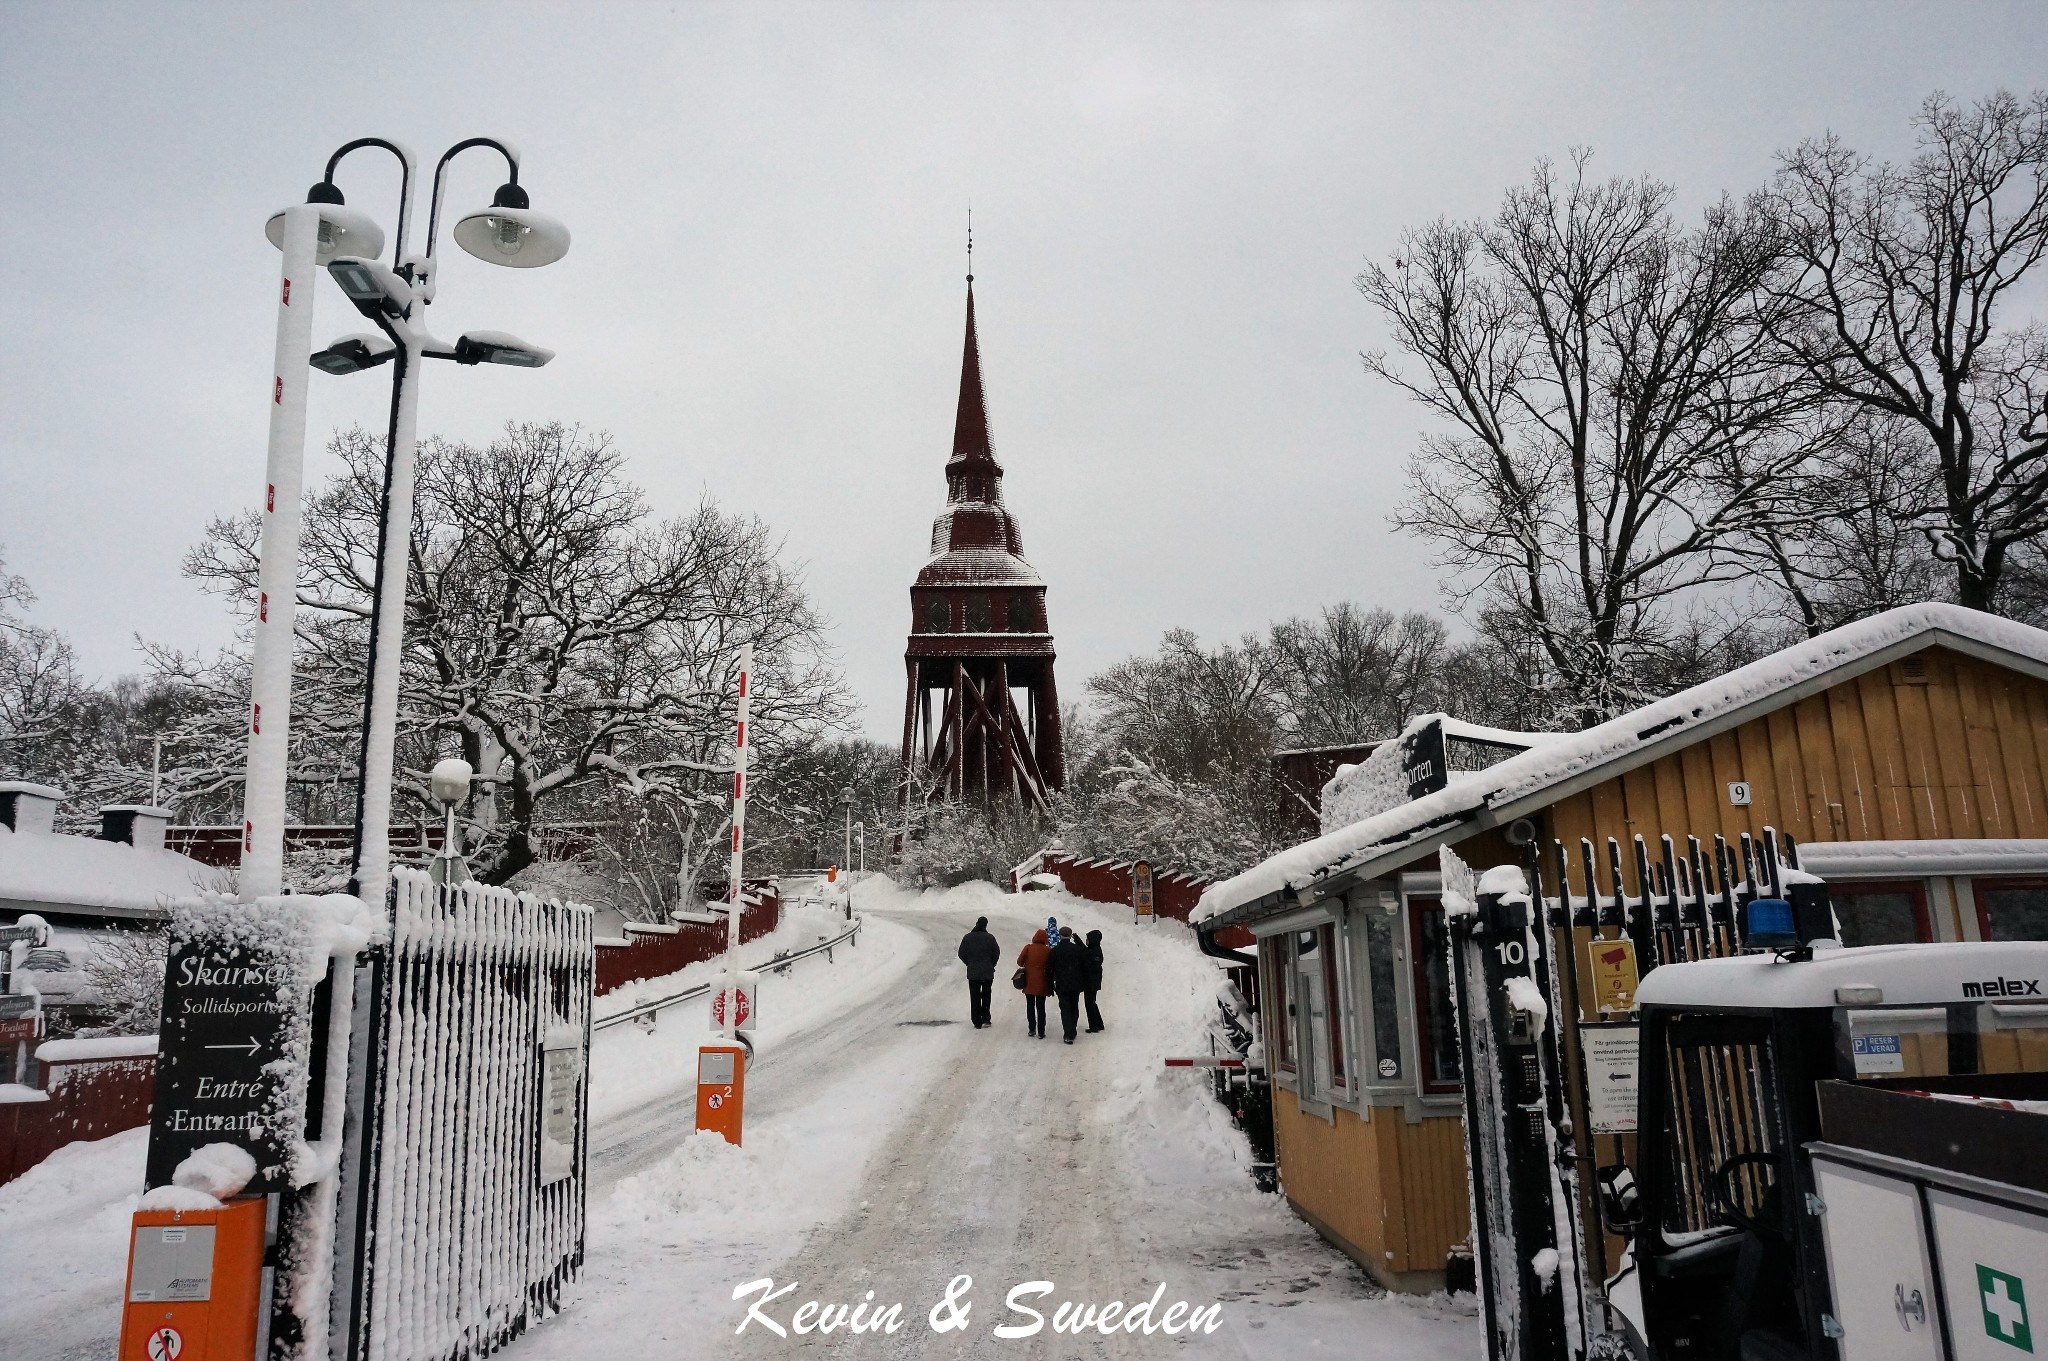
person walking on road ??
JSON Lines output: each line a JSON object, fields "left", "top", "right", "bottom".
{"left": 1017, "top": 928, "right": 1053, "bottom": 1038}
{"left": 957, "top": 916, "right": 1000, "bottom": 1028}
{"left": 1082, "top": 929, "right": 1105, "bottom": 1033}
{"left": 1046, "top": 927, "right": 1090, "bottom": 1044}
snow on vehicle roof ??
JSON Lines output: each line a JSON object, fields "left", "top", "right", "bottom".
{"left": 1797, "top": 838, "right": 2048, "bottom": 877}
{"left": 1194, "top": 603, "right": 2048, "bottom": 929}
{"left": 0, "top": 824, "right": 229, "bottom": 917}
{"left": 1634, "top": 940, "right": 2048, "bottom": 1010}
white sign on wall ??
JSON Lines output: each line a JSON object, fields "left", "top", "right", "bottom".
{"left": 1581, "top": 1024, "right": 1640, "bottom": 1134}
{"left": 539, "top": 1026, "right": 584, "bottom": 1185}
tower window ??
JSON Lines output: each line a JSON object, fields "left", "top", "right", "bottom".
{"left": 923, "top": 597, "right": 950, "bottom": 633}
{"left": 964, "top": 594, "right": 992, "bottom": 631}
{"left": 1008, "top": 593, "right": 1036, "bottom": 632}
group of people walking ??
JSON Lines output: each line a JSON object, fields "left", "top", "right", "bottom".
{"left": 955, "top": 914, "right": 1104, "bottom": 1043}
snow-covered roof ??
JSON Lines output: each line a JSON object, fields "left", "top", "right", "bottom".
{"left": 1195, "top": 603, "right": 2048, "bottom": 929}
{"left": 1634, "top": 940, "right": 2048, "bottom": 1011}
{"left": 0, "top": 824, "right": 230, "bottom": 919}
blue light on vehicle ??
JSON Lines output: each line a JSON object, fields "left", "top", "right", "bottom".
{"left": 1744, "top": 897, "right": 1799, "bottom": 951}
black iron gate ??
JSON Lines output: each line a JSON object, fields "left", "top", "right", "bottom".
{"left": 1443, "top": 825, "right": 1810, "bottom": 1361}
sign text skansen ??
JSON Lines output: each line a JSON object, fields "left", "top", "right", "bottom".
{"left": 733, "top": 1275, "right": 1223, "bottom": 1339}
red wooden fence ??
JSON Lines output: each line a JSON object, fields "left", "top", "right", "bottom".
{"left": 0, "top": 1040, "right": 157, "bottom": 1186}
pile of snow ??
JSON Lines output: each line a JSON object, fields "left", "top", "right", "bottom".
{"left": 0, "top": 823, "right": 230, "bottom": 915}
{"left": 587, "top": 905, "right": 925, "bottom": 1127}
{"left": 1200, "top": 603, "right": 2048, "bottom": 924}
{"left": 0, "top": 1128, "right": 146, "bottom": 1358}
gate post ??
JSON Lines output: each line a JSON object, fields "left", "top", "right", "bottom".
{"left": 1446, "top": 854, "right": 1576, "bottom": 1361}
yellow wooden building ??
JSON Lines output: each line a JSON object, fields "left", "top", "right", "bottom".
{"left": 1194, "top": 603, "right": 2048, "bottom": 1292}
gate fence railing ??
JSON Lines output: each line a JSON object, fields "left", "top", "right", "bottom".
{"left": 330, "top": 870, "right": 594, "bottom": 1361}
{"left": 1444, "top": 824, "right": 1810, "bottom": 1361}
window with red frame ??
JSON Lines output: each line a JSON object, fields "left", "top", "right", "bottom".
{"left": 1318, "top": 923, "right": 1346, "bottom": 1091}
{"left": 1972, "top": 876, "right": 2048, "bottom": 941}
{"left": 1408, "top": 896, "right": 1462, "bottom": 1093}
{"left": 1263, "top": 937, "right": 1295, "bottom": 1072}
{"left": 1828, "top": 880, "right": 1932, "bottom": 947}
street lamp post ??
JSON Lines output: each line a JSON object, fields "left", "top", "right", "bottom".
{"left": 841, "top": 786, "right": 855, "bottom": 876}
{"left": 265, "top": 136, "right": 569, "bottom": 908}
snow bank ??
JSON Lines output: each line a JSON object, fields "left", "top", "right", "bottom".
{"left": 1199, "top": 603, "right": 2048, "bottom": 925}
{"left": 587, "top": 908, "right": 925, "bottom": 1126}
{"left": 0, "top": 1127, "right": 146, "bottom": 1358}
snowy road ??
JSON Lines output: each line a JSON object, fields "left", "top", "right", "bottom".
{"left": 0, "top": 881, "right": 1479, "bottom": 1361}
{"left": 514, "top": 882, "right": 1479, "bottom": 1360}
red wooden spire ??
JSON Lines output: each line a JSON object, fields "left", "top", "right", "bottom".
{"left": 950, "top": 282, "right": 997, "bottom": 469}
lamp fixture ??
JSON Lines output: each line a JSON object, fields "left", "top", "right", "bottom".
{"left": 265, "top": 181, "right": 386, "bottom": 265}
{"left": 452, "top": 182, "right": 571, "bottom": 268}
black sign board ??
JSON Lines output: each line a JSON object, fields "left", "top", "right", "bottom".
{"left": 144, "top": 938, "right": 308, "bottom": 1192}
{"left": 1401, "top": 719, "right": 1449, "bottom": 803}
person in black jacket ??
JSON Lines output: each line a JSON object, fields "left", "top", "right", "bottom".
{"left": 1046, "top": 926, "right": 1091, "bottom": 1043}
{"left": 1082, "top": 929, "right": 1105, "bottom": 1032}
{"left": 956, "top": 916, "right": 1001, "bottom": 1028}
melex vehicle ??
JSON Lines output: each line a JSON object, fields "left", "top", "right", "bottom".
{"left": 1604, "top": 914, "right": 2047, "bottom": 1361}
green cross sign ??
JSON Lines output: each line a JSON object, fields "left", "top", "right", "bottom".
{"left": 1980, "top": 1265, "right": 2033, "bottom": 1353}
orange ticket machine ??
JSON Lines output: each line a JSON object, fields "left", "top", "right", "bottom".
{"left": 695, "top": 1044, "right": 747, "bottom": 1145}
{"left": 118, "top": 1196, "right": 268, "bottom": 1361}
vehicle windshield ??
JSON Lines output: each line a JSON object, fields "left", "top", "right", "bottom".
{"left": 1655, "top": 1014, "right": 1782, "bottom": 1239}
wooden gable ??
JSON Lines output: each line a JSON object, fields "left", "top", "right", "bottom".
{"left": 1543, "top": 644, "right": 2048, "bottom": 894}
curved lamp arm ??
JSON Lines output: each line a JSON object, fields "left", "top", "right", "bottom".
{"left": 424, "top": 137, "right": 521, "bottom": 264}
{"left": 322, "top": 138, "right": 418, "bottom": 269}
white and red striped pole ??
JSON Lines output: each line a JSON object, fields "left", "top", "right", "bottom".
{"left": 724, "top": 642, "right": 753, "bottom": 1039}
{"left": 239, "top": 203, "right": 320, "bottom": 901}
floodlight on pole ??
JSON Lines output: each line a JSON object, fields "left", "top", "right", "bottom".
{"left": 310, "top": 333, "right": 397, "bottom": 375}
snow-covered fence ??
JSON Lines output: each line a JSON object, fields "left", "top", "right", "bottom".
{"left": 1013, "top": 848, "right": 1231, "bottom": 933}
{"left": 591, "top": 882, "right": 779, "bottom": 996}
{"left": 338, "top": 870, "right": 593, "bottom": 1361}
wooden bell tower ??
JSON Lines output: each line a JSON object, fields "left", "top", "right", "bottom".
{"left": 898, "top": 273, "right": 1065, "bottom": 813}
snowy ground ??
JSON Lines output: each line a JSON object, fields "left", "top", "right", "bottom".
{"left": 0, "top": 879, "right": 1479, "bottom": 1360}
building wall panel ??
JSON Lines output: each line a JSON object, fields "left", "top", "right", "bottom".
{"left": 1546, "top": 647, "right": 2048, "bottom": 895}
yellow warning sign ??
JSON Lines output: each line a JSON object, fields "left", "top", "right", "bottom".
{"left": 1584, "top": 938, "right": 1640, "bottom": 1014}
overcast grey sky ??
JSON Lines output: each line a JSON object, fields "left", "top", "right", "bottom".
{"left": 3, "top": 2, "right": 2044, "bottom": 740}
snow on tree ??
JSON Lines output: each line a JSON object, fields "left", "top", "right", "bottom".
{"left": 185, "top": 421, "right": 852, "bottom": 891}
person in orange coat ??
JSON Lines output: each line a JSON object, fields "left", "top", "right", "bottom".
{"left": 1016, "top": 928, "right": 1053, "bottom": 1038}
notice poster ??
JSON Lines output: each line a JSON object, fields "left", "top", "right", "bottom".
{"left": 1581, "top": 1024, "right": 1641, "bottom": 1134}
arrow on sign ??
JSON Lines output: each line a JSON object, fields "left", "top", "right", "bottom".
{"left": 204, "top": 1039, "right": 262, "bottom": 1055}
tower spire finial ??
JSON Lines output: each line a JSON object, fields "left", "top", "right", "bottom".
{"left": 966, "top": 203, "right": 973, "bottom": 283}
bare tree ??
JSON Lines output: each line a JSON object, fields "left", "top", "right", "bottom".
{"left": 1360, "top": 154, "right": 1823, "bottom": 726}
{"left": 0, "top": 548, "right": 88, "bottom": 783}
{"left": 1771, "top": 90, "right": 2048, "bottom": 612}
{"left": 186, "top": 422, "right": 851, "bottom": 886}
{"left": 1269, "top": 604, "right": 1451, "bottom": 745}
{"left": 1739, "top": 412, "right": 1949, "bottom": 637}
